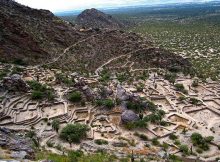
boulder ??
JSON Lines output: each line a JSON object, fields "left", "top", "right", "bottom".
{"left": 120, "top": 101, "right": 127, "bottom": 111}
{"left": 82, "top": 85, "right": 96, "bottom": 101}
{"left": 121, "top": 110, "right": 139, "bottom": 123}
{"left": 116, "top": 85, "right": 130, "bottom": 101}
{"left": 2, "top": 74, "right": 29, "bottom": 92}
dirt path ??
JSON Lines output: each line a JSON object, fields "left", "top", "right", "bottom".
{"left": 94, "top": 47, "right": 153, "bottom": 76}
{"left": 94, "top": 54, "right": 128, "bottom": 76}
{"left": 36, "top": 34, "right": 98, "bottom": 68}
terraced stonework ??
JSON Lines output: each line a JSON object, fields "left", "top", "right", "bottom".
{"left": 0, "top": 62, "right": 220, "bottom": 161}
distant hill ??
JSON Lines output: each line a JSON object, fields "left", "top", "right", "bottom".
{"left": 75, "top": 8, "right": 125, "bottom": 29}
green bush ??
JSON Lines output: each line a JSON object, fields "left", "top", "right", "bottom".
{"left": 94, "top": 139, "right": 109, "bottom": 145}
{"left": 60, "top": 124, "right": 88, "bottom": 145}
{"left": 96, "top": 99, "right": 115, "bottom": 109}
{"left": 99, "top": 69, "right": 111, "bottom": 82}
{"left": 55, "top": 73, "right": 73, "bottom": 86}
{"left": 27, "top": 80, "right": 47, "bottom": 91}
{"left": 174, "top": 140, "right": 181, "bottom": 146}
{"left": 189, "top": 98, "right": 200, "bottom": 105}
{"left": 134, "top": 132, "right": 148, "bottom": 141}
{"left": 126, "top": 100, "right": 146, "bottom": 113}
{"left": 68, "top": 91, "right": 82, "bottom": 102}
{"left": 168, "top": 154, "right": 182, "bottom": 162}
{"left": 164, "top": 72, "right": 176, "bottom": 84}
{"left": 174, "top": 84, "right": 188, "bottom": 94}
{"left": 169, "top": 133, "right": 178, "bottom": 140}
{"left": 124, "top": 119, "right": 148, "bottom": 130}
{"left": 152, "top": 138, "right": 160, "bottom": 146}
{"left": 161, "top": 142, "right": 169, "bottom": 151}
{"left": 178, "top": 96, "right": 187, "bottom": 101}
{"left": 31, "top": 91, "right": 44, "bottom": 100}
{"left": 179, "top": 144, "right": 189, "bottom": 155}
{"left": 147, "top": 101, "right": 157, "bottom": 112}
{"left": 134, "top": 119, "right": 148, "bottom": 128}
{"left": 160, "top": 120, "right": 168, "bottom": 126}
{"left": 26, "top": 130, "right": 36, "bottom": 139}
{"left": 46, "top": 141, "right": 54, "bottom": 147}
{"left": 27, "top": 81, "right": 55, "bottom": 101}
{"left": 191, "top": 133, "right": 210, "bottom": 151}
{"left": 124, "top": 122, "right": 136, "bottom": 130}
{"left": 144, "top": 110, "right": 165, "bottom": 124}
{"left": 137, "top": 71, "right": 149, "bottom": 81}
{"left": 52, "top": 119, "right": 60, "bottom": 132}
{"left": 117, "top": 73, "right": 129, "bottom": 83}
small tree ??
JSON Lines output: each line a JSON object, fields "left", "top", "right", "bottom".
{"left": 174, "top": 84, "right": 187, "bottom": 94}
{"left": 179, "top": 144, "right": 189, "bottom": 155}
{"left": 191, "top": 133, "right": 210, "bottom": 151}
{"left": 189, "top": 98, "right": 200, "bottom": 105}
{"left": 26, "top": 130, "right": 39, "bottom": 148}
{"left": 52, "top": 119, "right": 60, "bottom": 132}
{"left": 147, "top": 100, "right": 157, "bottom": 112}
{"left": 96, "top": 99, "right": 115, "bottom": 109}
{"left": 68, "top": 91, "right": 82, "bottom": 102}
{"left": 103, "top": 99, "right": 115, "bottom": 109}
{"left": 60, "top": 124, "right": 88, "bottom": 146}
{"left": 164, "top": 72, "right": 176, "bottom": 84}
{"left": 169, "top": 133, "right": 178, "bottom": 140}
{"left": 152, "top": 138, "right": 160, "bottom": 146}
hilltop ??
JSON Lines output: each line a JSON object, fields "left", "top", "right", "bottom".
{"left": 75, "top": 8, "right": 125, "bottom": 29}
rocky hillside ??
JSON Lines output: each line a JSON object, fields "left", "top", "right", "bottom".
{"left": 0, "top": 0, "right": 87, "bottom": 64}
{"left": 75, "top": 8, "right": 125, "bottom": 29}
{"left": 0, "top": 0, "right": 191, "bottom": 74}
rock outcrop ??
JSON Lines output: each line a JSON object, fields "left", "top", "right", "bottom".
{"left": 0, "top": 127, "right": 34, "bottom": 159}
{"left": 2, "top": 74, "right": 30, "bottom": 92}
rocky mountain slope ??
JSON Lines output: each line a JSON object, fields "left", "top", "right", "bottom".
{"left": 0, "top": 0, "right": 87, "bottom": 64}
{"left": 0, "top": 0, "right": 191, "bottom": 74}
{"left": 75, "top": 8, "right": 125, "bottom": 29}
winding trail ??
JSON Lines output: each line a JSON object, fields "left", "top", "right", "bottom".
{"left": 36, "top": 34, "right": 98, "bottom": 68}
{"left": 94, "top": 47, "right": 153, "bottom": 75}
{"left": 94, "top": 54, "right": 128, "bottom": 76}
